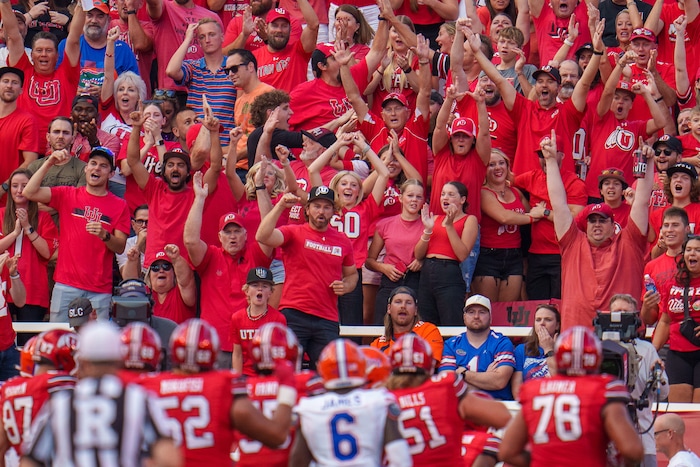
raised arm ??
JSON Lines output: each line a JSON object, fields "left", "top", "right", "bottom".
{"left": 183, "top": 172, "right": 210, "bottom": 267}
{"left": 470, "top": 86, "right": 492, "bottom": 165}
{"left": 256, "top": 193, "right": 299, "bottom": 248}
{"left": 146, "top": 0, "right": 163, "bottom": 21}
{"left": 24, "top": 151, "right": 67, "bottom": 205}
{"left": 432, "top": 84, "right": 465, "bottom": 154}
{"left": 165, "top": 244, "right": 196, "bottom": 307}
{"left": 464, "top": 24, "right": 517, "bottom": 109}
{"left": 674, "top": 16, "right": 691, "bottom": 100}
{"left": 308, "top": 135, "right": 351, "bottom": 186}
{"left": 226, "top": 128, "right": 247, "bottom": 201}
{"left": 571, "top": 16, "right": 604, "bottom": 112}
{"left": 6, "top": 256, "right": 26, "bottom": 308}
{"left": 1, "top": 0, "right": 27, "bottom": 65}
{"left": 102, "top": 27, "right": 119, "bottom": 104}
{"left": 166, "top": 23, "right": 198, "bottom": 83}
{"left": 629, "top": 136, "right": 654, "bottom": 235}
{"left": 126, "top": 110, "right": 152, "bottom": 190}
{"left": 451, "top": 20, "right": 468, "bottom": 93}
{"left": 64, "top": 4, "right": 85, "bottom": 67}
{"left": 200, "top": 98, "right": 223, "bottom": 195}
{"left": 415, "top": 34, "right": 432, "bottom": 120}
{"left": 336, "top": 44, "right": 369, "bottom": 121}
{"left": 125, "top": 0, "right": 153, "bottom": 52}
{"left": 298, "top": 0, "right": 319, "bottom": 53}
{"left": 543, "top": 130, "right": 573, "bottom": 239}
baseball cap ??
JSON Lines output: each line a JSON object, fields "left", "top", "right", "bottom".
{"left": 301, "top": 127, "right": 337, "bottom": 149}
{"left": 72, "top": 93, "right": 98, "bottom": 109}
{"left": 315, "top": 42, "right": 335, "bottom": 58}
{"left": 308, "top": 185, "right": 335, "bottom": 204}
{"left": 430, "top": 90, "right": 444, "bottom": 106}
{"left": 667, "top": 162, "right": 698, "bottom": 180}
{"left": 89, "top": 146, "right": 115, "bottom": 170}
{"left": 653, "top": 134, "right": 683, "bottom": 154}
{"left": 246, "top": 267, "right": 274, "bottom": 285}
{"left": 266, "top": 7, "right": 290, "bottom": 23}
{"left": 78, "top": 321, "right": 122, "bottom": 362}
{"left": 0, "top": 66, "right": 24, "bottom": 86}
{"left": 117, "top": 278, "right": 150, "bottom": 298}
{"left": 574, "top": 42, "right": 593, "bottom": 59}
{"left": 631, "top": 27, "right": 656, "bottom": 42}
{"left": 146, "top": 250, "right": 173, "bottom": 268}
{"left": 86, "top": 0, "right": 110, "bottom": 15}
{"left": 533, "top": 65, "right": 562, "bottom": 85}
{"left": 449, "top": 117, "right": 476, "bottom": 137}
{"left": 219, "top": 212, "right": 244, "bottom": 231}
{"left": 598, "top": 167, "right": 628, "bottom": 190}
{"left": 67, "top": 297, "right": 93, "bottom": 328}
{"left": 382, "top": 92, "right": 409, "bottom": 108}
{"left": 162, "top": 151, "right": 191, "bottom": 172}
{"left": 615, "top": 79, "right": 636, "bottom": 98}
{"left": 388, "top": 286, "right": 417, "bottom": 304}
{"left": 464, "top": 294, "right": 491, "bottom": 312}
{"left": 583, "top": 203, "right": 614, "bottom": 220}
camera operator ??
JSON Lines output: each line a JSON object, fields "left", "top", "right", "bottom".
{"left": 609, "top": 294, "right": 669, "bottom": 467}
{"left": 111, "top": 278, "right": 177, "bottom": 370}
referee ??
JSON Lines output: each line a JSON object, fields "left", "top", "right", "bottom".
{"left": 20, "top": 322, "right": 182, "bottom": 467}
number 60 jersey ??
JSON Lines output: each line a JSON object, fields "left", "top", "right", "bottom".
{"left": 519, "top": 374, "right": 630, "bottom": 467}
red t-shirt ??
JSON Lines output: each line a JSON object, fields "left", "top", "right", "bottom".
{"left": 532, "top": 1, "right": 591, "bottom": 66}
{"left": 329, "top": 197, "right": 381, "bottom": 268}
{"left": 0, "top": 281, "right": 12, "bottom": 350}
{"left": 0, "top": 109, "right": 39, "bottom": 191}
{"left": 49, "top": 186, "right": 129, "bottom": 293}
{"left": 392, "top": 0, "right": 443, "bottom": 25}
{"left": 253, "top": 41, "right": 313, "bottom": 94}
{"left": 142, "top": 177, "right": 193, "bottom": 267}
{"left": 140, "top": 370, "right": 246, "bottom": 464}
{"left": 223, "top": 13, "right": 303, "bottom": 51}
{"left": 152, "top": 286, "right": 195, "bottom": 324}
{"left": 197, "top": 242, "right": 272, "bottom": 352}
{"left": 509, "top": 93, "right": 584, "bottom": 176}
{"left": 659, "top": 275, "right": 700, "bottom": 352}
{"left": 288, "top": 162, "right": 337, "bottom": 224}
{"left": 374, "top": 214, "right": 423, "bottom": 272}
{"left": 585, "top": 112, "right": 648, "bottom": 198}
{"left": 657, "top": 3, "right": 700, "bottom": 76}
{"left": 456, "top": 97, "right": 516, "bottom": 162}
{"left": 201, "top": 170, "right": 239, "bottom": 246}
{"left": 229, "top": 305, "right": 286, "bottom": 376}
{"left": 277, "top": 224, "right": 355, "bottom": 321}
{"left": 479, "top": 187, "right": 525, "bottom": 249}
{"left": 430, "top": 145, "right": 487, "bottom": 221}
{"left": 379, "top": 179, "right": 402, "bottom": 219}
{"left": 150, "top": 1, "right": 222, "bottom": 90}
{"left": 14, "top": 51, "right": 79, "bottom": 138}
{"left": 110, "top": 18, "right": 156, "bottom": 95}
{"left": 519, "top": 374, "right": 629, "bottom": 467}
{"left": 514, "top": 169, "right": 587, "bottom": 254}
{"left": 389, "top": 371, "right": 467, "bottom": 465}
{"left": 0, "top": 209, "right": 58, "bottom": 308}
{"left": 642, "top": 252, "right": 677, "bottom": 307}
{"left": 461, "top": 431, "right": 500, "bottom": 467}
{"left": 369, "top": 58, "right": 421, "bottom": 116}
{"left": 360, "top": 110, "right": 430, "bottom": 184}
{"left": 559, "top": 221, "right": 647, "bottom": 331}
{"left": 426, "top": 215, "right": 469, "bottom": 260}
{"left": 679, "top": 132, "right": 700, "bottom": 159}
{"left": 649, "top": 203, "right": 700, "bottom": 244}
{"left": 627, "top": 62, "right": 675, "bottom": 124}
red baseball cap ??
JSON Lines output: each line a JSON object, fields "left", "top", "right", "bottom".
{"left": 576, "top": 203, "right": 614, "bottom": 231}
{"left": 449, "top": 117, "right": 476, "bottom": 137}
{"left": 382, "top": 92, "right": 409, "bottom": 108}
{"left": 316, "top": 42, "right": 335, "bottom": 58}
{"left": 631, "top": 28, "right": 656, "bottom": 42}
{"left": 266, "top": 7, "right": 290, "bottom": 23}
{"left": 219, "top": 212, "right": 244, "bottom": 231}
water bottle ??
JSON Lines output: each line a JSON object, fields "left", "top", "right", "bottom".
{"left": 644, "top": 274, "right": 657, "bottom": 294}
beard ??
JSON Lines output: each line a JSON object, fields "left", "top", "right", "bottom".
{"left": 559, "top": 82, "right": 575, "bottom": 100}
{"left": 267, "top": 34, "right": 290, "bottom": 51}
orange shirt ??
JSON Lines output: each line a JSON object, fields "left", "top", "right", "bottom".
{"left": 370, "top": 320, "right": 444, "bottom": 362}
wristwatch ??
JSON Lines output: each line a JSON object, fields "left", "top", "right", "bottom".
{"left": 545, "top": 350, "right": 555, "bottom": 358}
{"left": 543, "top": 209, "right": 551, "bottom": 217}
{"left": 103, "top": 232, "right": 111, "bottom": 242}
{"left": 154, "top": 139, "right": 165, "bottom": 147}
{"left": 1, "top": 182, "right": 8, "bottom": 192}
{"left": 126, "top": 9, "right": 137, "bottom": 14}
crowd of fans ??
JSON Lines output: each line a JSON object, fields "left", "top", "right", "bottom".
{"left": 0, "top": 0, "right": 699, "bottom": 446}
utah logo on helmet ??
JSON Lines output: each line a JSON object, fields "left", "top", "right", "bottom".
{"left": 169, "top": 318, "right": 220, "bottom": 373}
{"left": 33, "top": 329, "right": 79, "bottom": 373}
{"left": 121, "top": 322, "right": 162, "bottom": 372}
{"left": 389, "top": 334, "right": 434, "bottom": 374}
{"left": 250, "top": 322, "right": 301, "bottom": 371}
{"left": 555, "top": 326, "right": 603, "bottom": 376}
{"left": 317, "top": 339, "right": 367, "bottom": 390}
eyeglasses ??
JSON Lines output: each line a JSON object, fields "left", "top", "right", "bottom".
{"left": 153, "top": 89, "right": 176, "bottom": 98}
{"left": 133, "top": 219, "right": 148, "bottom": 226}
{"left": 655, "top": 148, "right": 674, "bottom": 156}
{"left": 224, "top": 63, "right": 247, "bottom": 74}
{"left": 653, "top": 429, "right": 670, "bottom": 437}
{"left": 150, "top": 262, "right": 172, "bottom": 273}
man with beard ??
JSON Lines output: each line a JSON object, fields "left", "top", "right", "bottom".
{"left": 147, "top": 0, "right": 222, "bottom": 93}
{"left": 253, "top": 5, "right": 319, "bottom": 93}
{"left": 68, "top": 94, "right": 121, "bottom": 161}
{"left": 625, "top": 29, "right": 677, "bottom": 115}
{"left": 29, "top": 117, "right": 87, "bottom": 189}
{"left": 23, "top": 147, "right": 129, "bottom": 322}
{"left": 184, "top": 173, "right": 273, "bottom": 369}
{"left": 439, "top": 295, "right": 516, "bottom": 400}
{"left": 530, "top": 0, "right": 592, "bottom": 65}
{"left": 0, "top": 66, "right": 38, "bottom": 202}
{"left": 256, "top": 187, "right": 356, "bottom": 368}
{"left": 557, "top": 59, "right": 580, "bottom": 102}
{"left": 223, "top": 0, "right": 303, "bottom": 52}
{"left": 57, "top": 0, "right": 138, "bottom": 94}
{"left": 127, "top": 108, "right": 222, "bottom": 267}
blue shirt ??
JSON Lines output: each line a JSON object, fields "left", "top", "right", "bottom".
{"left": 514, "top": 343, "right": 551, "bottom": 382}
{"left": 440, "top": 330, "right": 515, "bottom": 400}
{"left": 57, "top": 36, "right": 139, "bottom": 88}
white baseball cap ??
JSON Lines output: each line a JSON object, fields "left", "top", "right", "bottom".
{"left": 78, "top": 321, "right": 122, "bottom": 362}
{"left": 464, "top": 295, "right": 492, "bottom": 313}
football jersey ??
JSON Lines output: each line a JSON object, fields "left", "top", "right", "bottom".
{"left": 140, "top": 369, "right": 247, "bottom": 464}
{"left": 294, "top": 387, "right": 399, "bottom": 466}
{"left": 389, "top": 372, "right": 467, "bottom": 465}
{"left": 0, "top": 372, "right": 76, "bottom": 457}
{"left": 461, "top": 431, "right": 500, "bottom": 467}
{"left": 519, "top": 374, "right": 630, "bottom": 467}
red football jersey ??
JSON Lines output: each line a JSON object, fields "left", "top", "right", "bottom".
{"left": 389, "top": 372, "right": 467, "bottom": 466}
{"left": 461, "top": 431, "right": 500, "bottom": 467}
{"left": 0, "top": 372, "right": 76, "bottom": 456}
{"left": 519, "top": 374, "right": 630, "bottom": 467}
{"left": 140, "top": 370, "right": 247, "bottom": 464}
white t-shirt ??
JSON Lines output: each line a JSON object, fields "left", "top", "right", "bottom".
{"left": 669, "top": 450, "right": 700, "bottom": 467}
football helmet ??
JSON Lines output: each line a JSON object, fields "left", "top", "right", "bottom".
{"left": 360, "top": 346, "right": 391, "bottom": 386}
{"left": 389, "top": 334, "right": 434, "bottom": 374}
{"left": 17, "top": 335, "right": 38, "bottom": 376}
{"left": 121, "top": 322, "right": 162, "bottom": 371}
{"left": 33, "top": 329, "right": 79, "bottom": 373}
{"left": 317, "top": 339, "right": 366, "bottom": 390}
{"left": 169, "top": 318, "right": 220, "bottom": 372}
{"left": 250, "top": 322, "right": 301, "bottom": 371}
{"left": 555, "top": 326, "right": 603, "bottom": 376}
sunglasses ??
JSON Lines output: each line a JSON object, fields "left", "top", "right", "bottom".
{"left": 224, "top": 63, "right": 247, "bottom": 74}
{"left": 150, "top": 262, "right": 172, "bottom": 273}
{"left": 655, "top": 148, "right": 674, "bottom": 156}
{"left": 153, "top": 89, "right": 176, "bottom": 98}
{"left": 600, "top": 169, "right": 624, "bottom": 177}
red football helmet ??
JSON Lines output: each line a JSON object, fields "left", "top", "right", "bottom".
{"left": 360, "top": 346, "right": 391, "bottom": 386}
{"left": 317, "top": 339, "right": 366, "bottom": 390}
{"left": 17, "top": 335, "right": 39, "bottom": 376}
{"left": 169, "top": 319, "right": 219, "bottom": 372}
{"left": 389, "top": 334, "right": 434, "bottom": 374}
{"left": 121, "top": 322, "right": 162, "bottom": 372}
{"left": 250, "top": 322, "right": 301, "bottom": 371}
{"left": 555, "top": 326, "right": 603, "bottom": 376}
{"left": 33, "top": 329, "right": 78, "bottom": 373}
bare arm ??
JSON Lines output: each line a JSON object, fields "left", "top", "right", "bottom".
{"left": 231, "top": 344, "right": 243, "bottom": 373}
{"left": 146, "top": 0, "right": 163, "bottom": 21}
{"left": 629, "top": 136, "right": 654, "bottom": 235}
{"left": 64, "top": 4, "right": 85, "bottom": 67}
{"left": 166, "top": 23, "right": 197, "bottom": 82}
{"left": 458, "top": 391, "right": 512, "bottom": 427}
{"left": 497, "top": 412, "right": 531, "bottom": 467}
{"left": 510, "top": 371, "right": 524, "bottom": 399}
{"left": 571, "top": 15, "right": 604, "bottom": 112}
{"left": 126, "top": 111, "right": 151, "bottom": 190}
{"left": 6, "top": 256, "right": 26, "bottom": 308}
{"left": 602, "top": 402, "right": 644, "bottom": 464}
{"left": 231, "top": 397, "right": 292, "bottom": 447}
{"left": 337, "top": 45, "right": 368, "bottom": 122}
{"left": 414, "top": 34, "right": 431, "bottom": 120}
{"left": 182, "top": 172, "right": 210, "bottom": 267}
{"left": 473, "top": 88, "right": 491, "bottom": 165}
{"left": 2, "top": 0, "right": 27, "bottom": 65}
{"left": 256, "top": 193, "right": 299, "bottom": 248}
{"left": 465, "top": 25, "right": 517, "bottom": 109}
{"left": 165, "top": 244, "right": 196, "bottom": 307}
{"left": 102, "top": 27, "right": 119, "bottom": 104}
{"left": 289, "top": 427, "right": 313, "bottom": 467}
{"left": 543, "top": 131, "right": 573, "bottom": 239}
{"left": 674, "top": 15, "right": 690, "bottom": 100}
{"left": 122, "top": 246, "right": 143, "bottom": 279}
{"left": 298, "top": 0, "right": 319, "bottom": 53}
{"left": 125, "top": 0, "right": 153, "bottom": 52}
{"left": 24, "top": 151, "right": 66, "bottom": 205}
